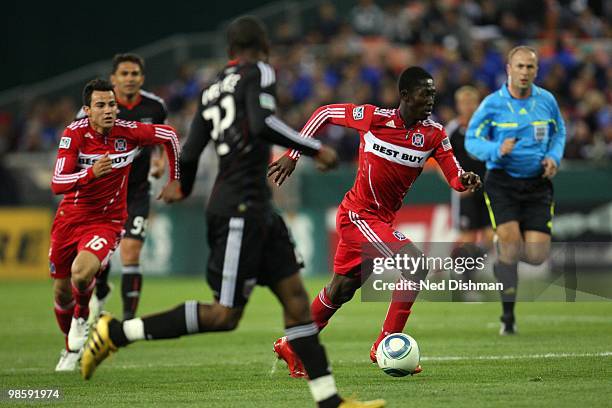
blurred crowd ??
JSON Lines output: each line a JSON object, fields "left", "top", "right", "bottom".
{"left": 1, "top": 0, "right": 610, "bottom": 163}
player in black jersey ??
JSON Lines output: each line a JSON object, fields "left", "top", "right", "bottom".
{"left": 82, "top": 15, "right": 384, "bottom": 408}
{"left": 86, "top": 54, "right": 168, "bottom": 322}
{"left": 447, "top": 86, "right": 493, "bottom": 294}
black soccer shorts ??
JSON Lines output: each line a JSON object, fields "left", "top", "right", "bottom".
{"left": 206, "top": 210, "right": 302, "bottom": 308}
{"left": 123, "top": 183, "right": 151, "bottom": 241}
{"left": 483, "top": 169, "right": 554, "bottom": 234}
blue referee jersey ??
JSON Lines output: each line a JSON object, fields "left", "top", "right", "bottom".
{"left": 465, "top": 83, "right": 566, "bottom": 178}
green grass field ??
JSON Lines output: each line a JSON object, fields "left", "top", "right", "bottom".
{"left": 1, "top": 277, "right": 611, "bottom": 407}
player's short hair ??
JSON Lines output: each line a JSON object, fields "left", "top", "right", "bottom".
{"left": 398, "top": 67, "right": 433, "bottom": 93}
{"left": 112, "top": 53, "right": 145, "bottom": 73}
{"left": 507, "top": 45, "right": 538, "bottom": 63}
{"left": 226, "top": 15, "right": 270, "bottom": 55}
{"left": 82, "top": 79, "right": 114, "bottom": 106}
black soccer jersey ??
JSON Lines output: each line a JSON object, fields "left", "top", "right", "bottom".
{"left": 180, "top": 60, "right": 322, "bottom": 217}
{"left": 116, "top": 90, "right": 167, "bottom": 193}
{"left": 446, "top": 118, "right": 486, "bottom": 178}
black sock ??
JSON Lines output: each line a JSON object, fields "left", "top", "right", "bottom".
{"left": 121, "top": 266, "right": 142, "bottom": 320}
{"left": 108, "top": 318, "right": 130, "bottom": 347}
{"left": 141, "top": 301, "right": 200, "bottom": 340}
{"left": 494, "top": 261, "right": 518, "bottom": 316}
{"left": 96, "top": 263, "right": 111, "bottom": 299}
{"left": 502, "top": 301, "right": 515, "bottom": 317}
{"left": 286, "top": 322, "right": 342, "bottom": 408}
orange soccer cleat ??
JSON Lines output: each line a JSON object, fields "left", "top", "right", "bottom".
{"left": 370, "top": 343, "right": 378, "bottom": 363}
{"left": 273, "top": 336, "right": 307, "bottom": 378}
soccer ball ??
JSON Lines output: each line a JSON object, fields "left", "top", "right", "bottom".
{"left": 376, "top": 333, "right": 420, "bottom": 377}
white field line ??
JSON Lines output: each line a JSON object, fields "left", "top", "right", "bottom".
{"left": 3, "top": 351, "right": 611, "bottom": 375}
{"left": 421, "top": 351, "right": 612, "bottom": 362}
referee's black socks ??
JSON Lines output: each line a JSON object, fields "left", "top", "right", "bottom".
{"left": 494, "top": 261, "right": 518, "bottom": 316}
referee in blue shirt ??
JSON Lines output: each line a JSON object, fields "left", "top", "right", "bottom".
{"left": 466, "top": 46, "right": 566, "bottom": 335}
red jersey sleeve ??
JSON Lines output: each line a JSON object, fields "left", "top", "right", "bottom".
{"left": 51, "top": 129, "right": 95, "bottom": 194}
{"left": 432, "top": 129, "right": 466, "bottom": 192}
{"left": 286, "top": 104, "right": 376, "bottom": 160}
{"left": 134, "top": 123, "right": 181, "bottom": 180}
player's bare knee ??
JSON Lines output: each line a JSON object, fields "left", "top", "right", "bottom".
{"left": 71, "top": 263, "right": 97, "bottom": 285}
{"left": 217, "top": 310, "right": 241, "bottom": 331}
{"left": 70, "top": 266, "right": 91, "bottom": 286}
{"left": 523, "top": 239, "right": 550, "bottom": 266}
{"left": 523, "top": 251, "right": 549, "bottom": 266}
{"left": 71, "top": 251, "right": 100, "bottom": 284}
{"left": 205, "top": 304, "right": 242, "bottom": 331}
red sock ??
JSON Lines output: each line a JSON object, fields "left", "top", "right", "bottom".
{"left": 71, "top": 278, "right": 95, "bottom": 319}
{"left": 374, "top": 286, "right": 416, "bottom": 348}
{"left": 54, "top": 298, "right": 75, "bottom": 336}
{"left": 310, "top": 288, "right": 340, "bottom": 331}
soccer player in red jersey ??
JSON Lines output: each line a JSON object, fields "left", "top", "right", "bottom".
{"left": 269, "top": 67, "right": 481, "bottom": 377}
{"left": 50, "top": 79, "right": 180, "bottom": 371}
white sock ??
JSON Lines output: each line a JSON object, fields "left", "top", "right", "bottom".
{"left": 307, "top": 374, "right": 338, "bottom": 403}
{"left": 122, "top": 319, "right": 145, "bottom": 341}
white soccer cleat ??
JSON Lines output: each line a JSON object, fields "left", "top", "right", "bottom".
{"left": 68, "top": 317, "right": 90, "bottom": 351}
{"left": 87, "top": 283, "right": 113, "bottom": 326}
{"left": 55, "top": 348, "right": 82, "bottom": 372}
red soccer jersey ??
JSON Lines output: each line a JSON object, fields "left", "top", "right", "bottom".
{"left": 51, "top": 118, "right": 180, "bottom": 224}
{"left": 288, "top": 104, "right": 466, "bottom": 224}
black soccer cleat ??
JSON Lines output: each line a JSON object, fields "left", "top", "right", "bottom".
{"left": 499, "top": 314, "right": 517, "bottom": 335}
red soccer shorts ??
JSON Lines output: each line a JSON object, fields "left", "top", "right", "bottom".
{"left": 49, "top": 219, "right": 123, "bottom": 279}
{"left": 334, "top": 204, "right": 411, "bottom": 275}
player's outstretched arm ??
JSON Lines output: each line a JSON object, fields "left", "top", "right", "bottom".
{"left": 137, "top": 123, "right": 182, "bottom": 199}
{"left": 284, "top": 103, "right": 373, "bottom": 162}
{"left": 147, "top": 124, "right": 180, "bottom": 181}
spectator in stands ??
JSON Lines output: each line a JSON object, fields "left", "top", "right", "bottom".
{"left": 349, "top": 0, "right": 385, "bottom": 37}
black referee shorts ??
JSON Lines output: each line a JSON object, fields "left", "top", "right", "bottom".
{"left": 484, "top": 169, "right": 554, "bottom": 234}
{"left": 206, "top": 211, "right": 302, "bottom": 308}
